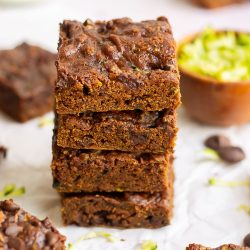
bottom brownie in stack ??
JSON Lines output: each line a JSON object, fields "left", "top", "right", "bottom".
{"left": 61, "top": 188, "right": 173, "bottom": 228}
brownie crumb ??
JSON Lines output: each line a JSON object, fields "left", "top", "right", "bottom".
{"left": 0, "top": 146, "right": 7, "bottom": 160}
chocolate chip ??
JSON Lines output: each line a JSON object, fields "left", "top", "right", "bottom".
{"left": 204, "top": 135, "right": 231, "bottom": 151}
{"left": 218, "top": 146, "right": 245, "bottom": 163}
{"left": 29, "top": 218, "right": 40, "bottom": 227}
{"left": 244, "top": 233, "right": 250, "bottom": 247}
{"left": 46, "top": 232, "right": 59, "bottom": 246}
{"left": 8, "top": 237, "right": 25, "bottom": 250}
{"left": 83, "top": 85, "right": 90, "bottom": 95}
{"left": 52, "top": 180, "right": 60, "bottom": 189}
{"left": 161, "top": 65, "right": 171, "bottom": 71}
{"left": 1, "top": 200, "right": 20, "bottom": 212}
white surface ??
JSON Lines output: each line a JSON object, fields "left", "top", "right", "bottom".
{"left": 0, "top": 1, "right": 250, "bottom": 249}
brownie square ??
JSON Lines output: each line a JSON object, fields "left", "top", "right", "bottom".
{"left": 51, "top": 142, "right": 173, "bottom": 193}
{"left": 0, "top": 199, "right": 66, "bottom": 249}
{"left": 0, "top": 43, "right": 56, "bottom": 122}
{"left": 61, "top": 170, "right": 173, "bottom": 228}
{"left": 56, "top": 17, "right": 180, "bottom": 114}
{"left": 56, "top": 109, "right": 177, "bottom": 153}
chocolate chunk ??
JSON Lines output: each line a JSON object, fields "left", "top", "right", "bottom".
{"left": 1, "top": 200, "right": 20, "bottom": 212}
{"left": 218, "top": 146, "right": 245, "bottom": 163}
{"left": 0, "top": 146, "right": 7, "bottom": 159}
{"left": 29, "top": 218, "right": 40, "bottom": 227}
{"left": 243, "top": 233, "right": 250, "bottom": 247}
{"left": 46, "top": 232, "right": 59, "bottom": 246}
{"left": 204, "top": 135, "right": 231, "bottom": 151}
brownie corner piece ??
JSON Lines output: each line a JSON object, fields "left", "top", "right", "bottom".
{"left": 56, "top": 17, "right": 180, "bottom": 113}
{"left": 0, "top": 42, "right": 56, "bottom": 122}
{"left": 0, "top": 199, "right": 66, "bottom": 249}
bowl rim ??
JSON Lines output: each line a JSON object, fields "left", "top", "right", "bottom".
{"left": 177, "top": 29, "right": 250, "bottom": 86}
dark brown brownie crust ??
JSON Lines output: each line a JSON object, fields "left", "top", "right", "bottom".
{"left": 0, "top": 199, "right": 66, "bottom": 250}
{"left": 56, "top": 109, "right": 177, "bottom": 153}
{"left": 56, "top": 17, "right": 180, "bottom": 114}
{"left": 186, "top": 244, "right": 249, "bottom": 250}
{"left": 193, "top": 0, "right": 244, "bottom": 8}
{"left": 0, "top": 43, "right": 56, "bottom": 122}
{"left": 61, "top": 176, "right": 173, "bottom": 229}
{"left": 51, "top": 142, "right": 173, "bottom": 193}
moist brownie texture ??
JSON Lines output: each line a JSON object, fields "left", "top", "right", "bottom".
{"left": 61, "top": 175, "right": 173, "bottom": 228}
{"left": 0, "top": 199, "right": 66, "bottom": 250}
{"left": 187, "top": 244, "right": 250, "bottom": 250}
{"left": 193, "top": 0, "right": 244, "bottom": 8}
{"left": 0, "top": 43, "right": 56, "bottom": 122}
{"left": 56, "top": 17, "right": 180, "bottom": 114}
{"left": 52, "top": 142, "right": 173, "bottom": 193}
{"left": 56, "top": 109, "right": 177, "bottom": 152}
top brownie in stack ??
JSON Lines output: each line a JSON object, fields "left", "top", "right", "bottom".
{"left": 55, "top": 17, "right": 180, "bottom": 114}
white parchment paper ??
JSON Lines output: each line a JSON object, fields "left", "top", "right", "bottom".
{"left": 0, "top": 1, "right": 250, "bottom": 249}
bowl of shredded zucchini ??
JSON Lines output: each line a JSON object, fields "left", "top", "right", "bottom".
{"left": 178, "top": 28, "right": 250, "bottom": 126}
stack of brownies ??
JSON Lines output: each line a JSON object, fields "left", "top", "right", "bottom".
{"left": 51, "top": 17, "right": 180, "bottom": 228}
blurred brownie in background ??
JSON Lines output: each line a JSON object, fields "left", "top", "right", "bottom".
{"left": 193, "top": 0, "right": 244, "bottom": 8}
{"left": 0, "top": 43, "right": 56, "bottom": 122}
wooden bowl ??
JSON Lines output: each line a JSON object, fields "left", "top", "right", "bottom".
{"left": 178, "top": 33, "right": 250, "bottom": 126}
